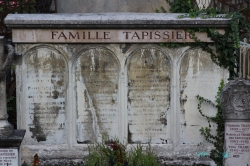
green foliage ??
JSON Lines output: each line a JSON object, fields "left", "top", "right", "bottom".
{"left": 7, "top": 96, "right": 15, "bottom": 112}
{"left": 84, "top": 140, "right": 159, "bottom": 166}
{"left": 157, "top": 1, "right": 250, "bottom": 78}
{"left": 196, "top": 80, "right": 225, "bottom": 166}
{"left": 127, "top": 144, "right": 159, "bottom": 166}
{"left": 165, "top": 0, "right": 193, "bottom": 13}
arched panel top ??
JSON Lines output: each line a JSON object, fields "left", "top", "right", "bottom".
{"left": 123, "top": 45, "right": 173, "bottom": 69}
{"left": 72, "top": 46, "right": 120, "bottom": 71}
{"left": 22, "top": 44, "right": 69, "bottom": 63}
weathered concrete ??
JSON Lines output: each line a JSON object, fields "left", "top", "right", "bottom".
{"left": 56, "top": 0, "right": 169, "bottom": 13}
{"left": 5, "top": 13, "right": 230, "bottom": 29}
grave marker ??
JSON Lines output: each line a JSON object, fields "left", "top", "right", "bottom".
{"left": 221, "top": 78, "right": 250, "bottom": 166}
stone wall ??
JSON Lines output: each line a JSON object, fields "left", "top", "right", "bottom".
{"left": 14, "top": 43, "right": 227, "bottom": 165}
{"left": 56, "top": 0, "right": 169, "bottom": 13}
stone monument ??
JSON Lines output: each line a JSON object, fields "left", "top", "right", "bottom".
{"left": 0, "top": 37, "right": 25, "bottom": 166}
{"left": 5, "top": 13, "right": 229, "bottom": 165}
{"left": 221, "top": 78, "right": 250, "bottom": 166}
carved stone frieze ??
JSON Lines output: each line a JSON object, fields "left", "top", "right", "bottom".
{"left": 221, "top": 78, "right": 250, "bottom": 120}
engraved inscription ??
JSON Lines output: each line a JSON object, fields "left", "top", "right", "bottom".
{"left": 13, "top": 29, "right": 225, "bottom": 43}
{"left": 127, "top": 48, "right": 170, "bottom": 144}
{"left": 75, "top": 48, "right": 119, "bottom": 143}
{"left": 0, "top": 149, "right": 18, "bottom": 166}
{"left": 24, "top": 47, "right": 67, "bottom": 143}
{"left": 224, "top": 122, "right": 250, "bottom": 166}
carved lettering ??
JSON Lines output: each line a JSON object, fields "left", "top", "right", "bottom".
{"left": 51, "top": 31, "right": 58, "bottom": 39}
{"left": 58, "top": 32, "right": 67, "bottom": 39}
{"left": 69, "top": 32, "right": 80, "bottom": 39}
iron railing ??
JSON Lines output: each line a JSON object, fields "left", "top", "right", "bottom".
{"left": 195, "top": 0, "right": 250, "bottom": 19}
{"left": 240, "top": 39, "right": 250, "bottom": 79}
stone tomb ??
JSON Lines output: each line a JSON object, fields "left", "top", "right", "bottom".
{"left": 5, "top": 13, "right": 229, "bottom": 165}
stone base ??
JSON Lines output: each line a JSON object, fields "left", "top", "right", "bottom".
{"left": 0, "top": 129, "right": 26, "bottom": 147}
{"left": 0, "top": 120, "right": 14, "bottom": 137}
{"left": 21, "top": 157, "right": 214, "bottom": 166}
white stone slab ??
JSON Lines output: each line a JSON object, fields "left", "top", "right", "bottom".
{"left": 179, "top": 48, "right": 227, "bottom": 144}
{"left": 74, "top": 48, "right": 119, "bottom": 143}
{"left": 127, "top": 48, "right": 170, "bottom": 143}
{"left": 0, "top": 149, "right": 18, "bottom": 166}
{"left": 224, "top": 122, "right": 250, "bottom": 166}
{"left": 22, "top": 46, "right": 68, "bottom": 144}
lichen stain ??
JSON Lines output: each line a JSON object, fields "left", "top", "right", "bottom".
{"left": 120, "top": 44, "right": 132, "bottom": 54}
{"left": 159, "top": 118, "right": 167, "bottom": 126}
{"left": 25, "top": 47, "right": 67, "bottom": 143}
{"left": 52, "top": 90, "right": 59, "bottom": 99}
{"left": 29, "top": 103, "right": 47, "bottom": 142}
{"left": 128, "top": 125, "right": 132, "bottom": 143}
{"left": 25, "top": 49, "right": 66, "bottom": 72}
{"left": 159, "top": 112, "right": 167, "bottom": 126}
{"left": 77, "top": 48, "right": 119, "bottom": 141}
{"left": 84, "top": 90, "right": 90, "bottom": 108}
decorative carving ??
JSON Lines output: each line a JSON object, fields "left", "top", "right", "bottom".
{"left": 221, "top": 78, "right": 250, "bottom": 120}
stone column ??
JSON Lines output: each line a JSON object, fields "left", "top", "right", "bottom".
{"left": 221, "top": 78, "right": 250, "bottom": 166}
{"left": 0, "top": 36, "right": 13, "bottom": 136}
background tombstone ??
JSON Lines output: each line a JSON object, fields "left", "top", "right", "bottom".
{"left": 221, "top": 78, "right": 250, "bottom": 166}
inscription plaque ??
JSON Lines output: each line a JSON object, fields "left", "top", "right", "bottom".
{"left": 23, "top": 47, "right": 67, "bottom": 144}
{"left": 224, "top": 122, "right": 250, "bottom": 166}
{"left": 12, "top": 29, "right": 225, "bottom": 43}
{"left": 0, "top": 149, "right": 18, "bottom": 166}
{"left": 75, "top": 48, "right": 119, "bottom": 143}
{"left": 127, "top": 48, "right": 170, "bottom": 143}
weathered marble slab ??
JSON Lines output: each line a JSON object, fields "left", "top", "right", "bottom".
{"left": 23, "top": 46, "right": 68, "bottom": 144}
{"left": 127, "top": 48, "right": 170, "bottom": 144}
{"left": 179, "top": 48, "right": 227, "bottom": 144}
{"left": 74, "top": 48, "right": 119, "bottom": 143}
